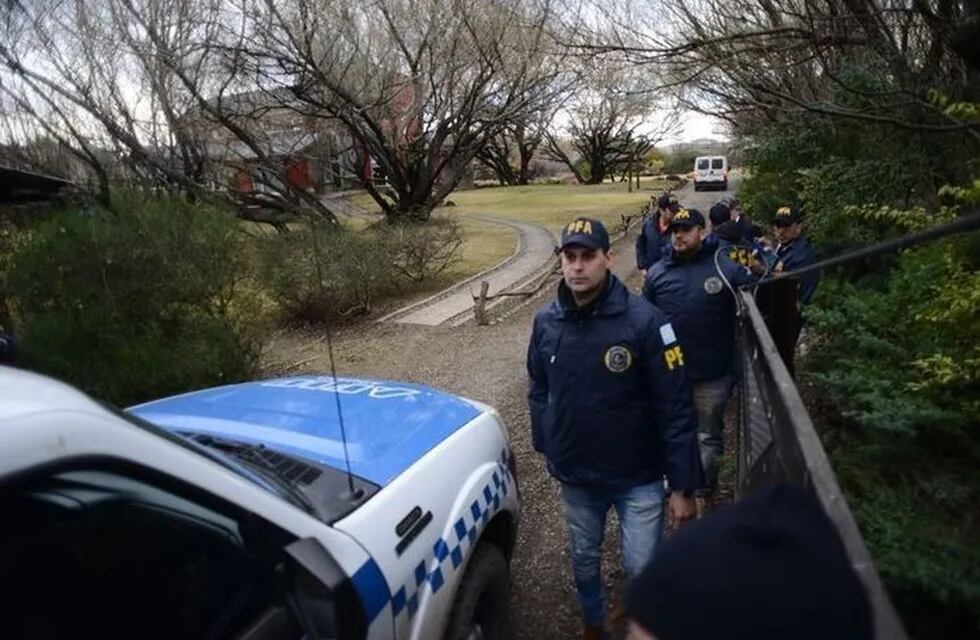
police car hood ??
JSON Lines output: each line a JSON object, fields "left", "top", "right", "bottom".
{"left": 129, "top": 376, "right": 483, "bottom": 487}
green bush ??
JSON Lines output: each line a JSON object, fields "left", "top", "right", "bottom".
{"left": 388, "top": 218, "right": 464, "bottom": 282}
{"left": 5, "top": 191, "right": 260, "bottom": 405}
{"left": 259, "top": 223, "right": 399, "bottom": 323}
{"left": 259, "top": 218, "right": 465, "bottom": 324}
{"left": 735, "top": 82, "right": 980, "bottom": 636}
{"left": 805, "top": 236, "right": 980, "bottom": 638}
{"left": 662, "top": 149, "right": 698, "bottom": 174}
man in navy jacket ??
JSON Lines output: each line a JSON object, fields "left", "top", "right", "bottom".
{"left": 528, "top": 217, "right": 701, "bottom": 640}
{"left": 772, "top": 206, "right": 819, "bottom": 304}
{"left": 769, "top": 206, "right": 820, "bottom": 376}
{"left": 635, "top": 194, "right": 679, "bottom": 275}
{"left": 643, "top": 208, "right": 757, "bottom": 496}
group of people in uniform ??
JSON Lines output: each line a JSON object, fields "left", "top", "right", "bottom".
{"left": 525, "top": 196, "right": 872, "bottom": 639}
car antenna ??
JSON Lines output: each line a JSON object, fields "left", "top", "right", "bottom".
{"left": 326, "top": 323, "right": 364, "bottom": 502}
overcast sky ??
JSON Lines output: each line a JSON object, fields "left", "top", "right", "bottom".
{"left": 665, "top": 111, "right": 726, "bottom": 144}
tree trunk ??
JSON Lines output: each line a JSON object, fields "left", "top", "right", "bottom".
{"left": 95, "top": 167, "right": 112, "bottom": 208}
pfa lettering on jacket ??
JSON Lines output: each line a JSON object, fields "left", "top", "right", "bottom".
{"left": 664, "top": 345, "right": 685, "bottom": 370}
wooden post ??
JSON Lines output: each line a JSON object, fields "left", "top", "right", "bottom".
{"left": 473, "top": 280, "right": 490, "bottom": 326}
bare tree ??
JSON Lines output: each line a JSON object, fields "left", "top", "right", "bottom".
{"left": 0, "top": 0, "right": 340, "bottom": 224}
{"left": 561, "top": 0, "right": 980, "bottom": 141}
{"left": 239, "top": 0, "right": 569, "bottom": 221}
{"left": 544, "top": 62, "right": 674, "bottom": 184}
{"left": 2, "top": 0, "right": 571, "bottom": 224}
{"left": 476, "top": 103, "right": 561, "bottom": 186}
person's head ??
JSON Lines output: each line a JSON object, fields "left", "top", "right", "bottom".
{"left": 664, "top": 197, "right": 681, "bottom": 222}
{"left": 558, "top": 217, "right": 611, "bottom": 299}
{"left": 668, "top": 208, "right": 706, "bottom": 258}
{"left": 656, "top": 193, "right": 672, "bottom": 213}
{"left": 729, "top": 196, "right": 742, "bottom": 218}
{"left": 625, "top": 484, "right": 873, "bottom": 640}
{"left": 772, "top": 206, "right": 804, "bottom": 243}
{"left": 708, "top": 202, "right": 731, "bottom": 230}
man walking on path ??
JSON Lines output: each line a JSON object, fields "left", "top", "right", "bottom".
{"left": 643, "top": 208, "right": 758, "bottom": 498}
{"left": 528, "top": 217, "right": 701, "bottom": 640}
{"left": 769, "top": 206, "right": 821, "bottom": 375}
{"left": 772, "top": 206, "right": 820, "bottom": 304}
{"left": 635, "top": 194, "right": 679, "bottom": 275}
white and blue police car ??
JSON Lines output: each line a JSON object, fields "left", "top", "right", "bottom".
{"left": 0, "top": 367, "right": 519, "bottom": 640}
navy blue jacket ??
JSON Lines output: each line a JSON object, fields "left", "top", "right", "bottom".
{"left": 527, "top": 274, "right": 702, "bottom": 493}
{"left": 635, "top": 215, "right": 671, "bottom": 270}
{"left": 643, "top": 245, "right": 756, "bottom": 381}
{"left": 712, "top": 229, "right": 779, "bottom": 274}
{"left": 776, "top": 236, "right": 820, "bottom": 304}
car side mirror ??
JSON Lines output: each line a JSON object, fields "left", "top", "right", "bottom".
{"left": 283, "top": 537, "right": 367, "bottom": 640}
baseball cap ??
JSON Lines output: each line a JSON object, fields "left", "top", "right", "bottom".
{"left": 667, "top": 207, "right": 705, "bottom": 230}
{"left": 626, "top": 484, "right": 873, "bottom": 640}
{"left": 772, "top": 206, "right": 804, "bottom": 226}
{"left": 709, "top": 202, "right": 732, "bottom": 227}
{"left": 558, "top": 217, "right": 610, "bottom": 251}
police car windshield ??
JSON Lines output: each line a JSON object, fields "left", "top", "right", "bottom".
{"left": 103, "top": 403, "right": 317, "bottom": 516}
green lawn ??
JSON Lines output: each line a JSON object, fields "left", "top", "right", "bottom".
{"left": 346, "top": 178, "right": 679, "bottom": 280}
{"left": 445, "top": 216, "right": 518, "bottom": 278}
{"left": 352, "top": 177, "right": 677, "bottom": 231}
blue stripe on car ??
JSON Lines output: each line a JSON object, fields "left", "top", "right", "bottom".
{"left": 350, "top": 557, "right": 391, "bottom": 624}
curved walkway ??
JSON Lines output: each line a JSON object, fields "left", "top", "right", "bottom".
{"left": 378, "top": 214, "right": 556, "bottom": 326}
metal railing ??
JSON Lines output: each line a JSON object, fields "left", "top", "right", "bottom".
{"left": 736, "top": 287, "right": 908, "bottom": 640}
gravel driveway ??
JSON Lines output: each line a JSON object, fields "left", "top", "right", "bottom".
{"left": 264, "top": 182, "right": 735, "bottom": 638}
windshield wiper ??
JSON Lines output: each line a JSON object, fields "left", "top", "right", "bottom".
{"left": 187, "top": 434, "right": 316, "bottom": 515}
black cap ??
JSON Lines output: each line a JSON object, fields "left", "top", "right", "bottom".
{"left": 559, "top": 217, "right": 610, "bottom": 251}
{"left": 773, "top": 205, "right": 804, "bottom": 226}
{"left": 714, "top": 219, "right": 742, "bottom": 242}
{"left": 657, "top": 194, "right": 672, "bottom": 209}
{"left": 709, "top": 202, "right": 731, "bottom": 227}
{"left": 626, "top": 484, "right": 873, "bottom": 640}
{"left": 667, "top": 207, "right": 705, "bottom": 230}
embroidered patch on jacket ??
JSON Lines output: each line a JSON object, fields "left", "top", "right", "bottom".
{"left": 604, "top": 345, "right": 633, "bottom": 373}
{"left": 664, "top": 345, "right": 685, "bottom": 370}
{"left": 704, "top": 276, "right": 723, "bottom": 294}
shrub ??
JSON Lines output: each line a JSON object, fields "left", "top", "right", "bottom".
{"left": 259, "top": 223, "right": 398, "bottom": 323}
{"left": 5, "top": 191, "right": 259, "bottom": 406}
{"left": 736, "top": 89, "right": 980, "bottom": 636}
{"left": 387, "top": 217, "right": 464, "bottom": 282}
{"left": 805, "top": 235, "right": 980, "bottom": 638}
{"left": 258, "top": 217, "right": 466, "bottom": 324}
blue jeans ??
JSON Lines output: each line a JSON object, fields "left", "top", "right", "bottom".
{"left": 560, "top": 480, "right": 666, "bottom": 626}
{"left": 692, "top": 374, "right": 735, "bottom": 492}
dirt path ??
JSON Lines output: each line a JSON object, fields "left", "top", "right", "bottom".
{"left": 265, "top": 181, "right": 736, "bottom": 638}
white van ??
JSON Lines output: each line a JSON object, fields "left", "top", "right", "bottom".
{"left": 693, "top": 155, "right": 728, "bottom": 191}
